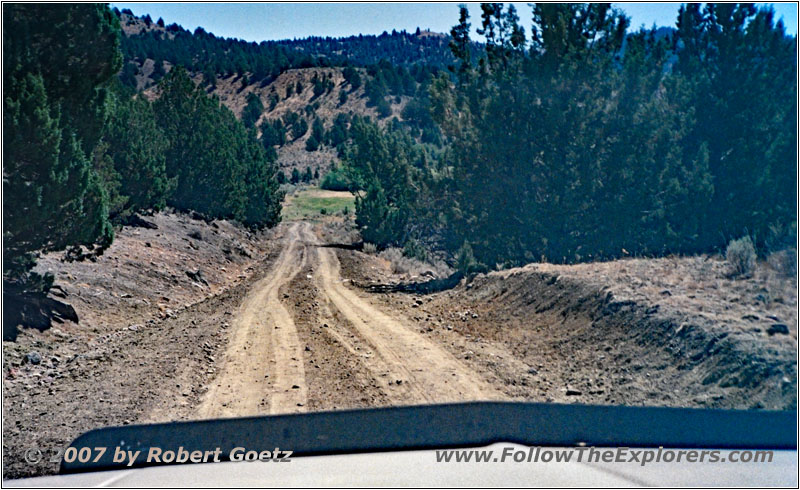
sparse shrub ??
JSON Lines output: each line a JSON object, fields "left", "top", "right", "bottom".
{"left": 379, "top": 247, "right": 451, "bottom": 277}
{"left": 363, "top": 242, "right": 377, "bottom": 254}
{"left": 456, "top": 242, "right": 484, "bottom": 276}
{"left": 767, "top": 249, "right": 797, "bottom": 278}
{"left": 726, "top": 236, "right": 757, "bottom": 277}
{"left": 320, "top": 208, "right": 327, "bottom": 215}
{"left": 402, "top": 238, "right": 428, "bottom": 262}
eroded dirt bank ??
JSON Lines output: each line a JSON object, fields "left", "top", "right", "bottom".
{"left": 2, "top": 212, "right": 282, "bottom": 479}
{"left": 337, "top": 244, "right": 797, "bottom": 410}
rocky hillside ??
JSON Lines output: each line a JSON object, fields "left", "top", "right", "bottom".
{"left": 119, "top": 10, "right": 428, "bottom": 177}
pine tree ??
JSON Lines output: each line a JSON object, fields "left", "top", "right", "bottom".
{"left": 312, "top": 117, "right": 325, "bottom": 142}
{"left": 305, "top": 135, "right": 320, "bottom": 152}
{"left": 242, "top": 92, "right": 264, "bottom": 128}
{"left": 103, "top": 89, "right": 173, "bottom": 220}
{"left": 3, "top": 4, "right": 121, "bottom": 285}
{"left": 153, "top": 66, "right": 282, "bottom": 227}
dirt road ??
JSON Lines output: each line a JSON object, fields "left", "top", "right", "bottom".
{"left": 5, "top": 207, "right": 794, "bottom": 480}
{"left": 198, "top": 222, "right": 501, "bottom": 417}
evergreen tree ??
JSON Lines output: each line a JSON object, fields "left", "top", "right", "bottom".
{"left": 102, "top": 88, "right": 173, "bottom": 221}
{"left": 312, "top": 117, "right": 325, "bottom": 142}
{"left": 305, "top": 135, "right": 320, "bottom": 151}
{"left": 241, "top": 92, "right": 264, "bottom": 128}
{"left": 343, "top": 66, "right": 362, "bottom": 89}
{"left": 4, "top": 4, "right": 121, "bottom": 285}
{"left": 153, "top": 66, "right": 282, "bottom": 227}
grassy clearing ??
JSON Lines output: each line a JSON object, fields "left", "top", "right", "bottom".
{"left": 282, "top": 186, "right": 355, "bottom": 221}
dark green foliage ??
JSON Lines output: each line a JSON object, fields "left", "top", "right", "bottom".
{"left": 364, "top": 73, "right": 387, "bottom": 106}
{"left": 102, "top": 89, "right": 173, "bottom": 221}
{"left": 276, "top": 31, "right": 458, "bottom": 68}
{"left": 311, "top": 73, "right": 335, "bottom": 99}
{"left": 320, "top": 166, "right": 354, "bottom": 191}
{"left": 119, "top": 62, "right": 139, "bottom": 88}
{"left": 455, "top": 242, "right": 482, "bottom": 275}
{"left": 290, "top": 168, "right": 301, "bottom": 184}
{"left": 673, "top": 4, "right": 796, "bottom": 249}
{"left": 117, "top": 13, "right": 321, "bottom": 90}
{"left": 241, "top": 93, "right": 264, "bottom": 129}
{"left": 151, "top": 58, "right": 165, "bottom": 81}
{"left": 430, "top": 3, "right": 706, "bottom": 265}
{"left": 302, "top": 167, "right": 314, "bottom": 183}
{"left": 153, "top": 67, "right": 282, "bottom": 228}
{"left": 291, "top": 117, "right": 309, "bottom": 140}
{"left": 342, "top": 66, "right": 362, "bottom": 89}
{"left": 260, "top": 118, "right": 287, "bottom": 148}
{"left": 276, "top": 170, "right": 287, "bottom": 184}
{"left": 202, "top": 65, "right": 217, "bottom": 88}
{"left": 343, "top": 3, "right": 796, "bottom": 272}
{"left": 375, "top": 98, "right": 392, "bottom": 118}
{"left": 3, "top": 4, "right": 121, "bottom": 283}
{"left": 326, "top": 113, "right": 351, "bottom": 149}
{"left": 311, "top": 117, "right": 325, "bottom": 142}
{"left": 401, "top": 88, "right": 441, "bottom": 145}
{"left": 342, "top": 118, "right": 423, "bottom": 247}
{"left": 449, "top": 6, "right": 472, "bottom": 82}
{"left": 267, "top": 92, "right": 279, "bottom": 111}
{"left": 305, "top": 135, "right": 320, "bottom": 151}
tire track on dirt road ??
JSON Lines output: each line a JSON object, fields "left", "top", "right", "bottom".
{"left": 198, "top": 223, "right": 308, "bottom": 418}
{"left": 302, "top": 224, "right": 503, "bottom": 404}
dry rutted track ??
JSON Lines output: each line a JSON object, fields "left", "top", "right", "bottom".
{"left": 199, "top": 222, "right": 500, "bottom": 418}
{"left": 198, "top": 223, "right": 309, "bottom": 417}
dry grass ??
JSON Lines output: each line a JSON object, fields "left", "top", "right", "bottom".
{"left": 518, "top": 253, "right": 797, "bottom": 339}
{"left": 378, "top": 247, "right": 452, "bottom": 279}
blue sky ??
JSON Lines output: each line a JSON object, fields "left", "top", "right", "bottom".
{"left": 111, "top": 2, "right": 798, "bottom": 42}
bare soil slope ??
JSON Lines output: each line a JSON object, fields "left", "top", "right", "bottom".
{"left": 338, "top": 248, "right": 797, "bottom": 410}
{"left": 2, "top": 212, "right": 280, "bottom": 478}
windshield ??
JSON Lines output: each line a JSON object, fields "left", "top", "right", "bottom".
{"left": 3, "top": 1, "right": 797, "bottom": 482}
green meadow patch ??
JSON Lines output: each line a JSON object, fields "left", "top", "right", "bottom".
{"left": 282, "top": 187, "right": 355, "bottom": 221}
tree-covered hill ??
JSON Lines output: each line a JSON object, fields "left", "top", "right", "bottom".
{"left": 273, "top": 29, "right": 457, "bottom": 67}
{"left": 116, "top": 10, "right": 457, "bottom": 91}
{"left": 117, "top": 10, "right": 446, "bottom": 182}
